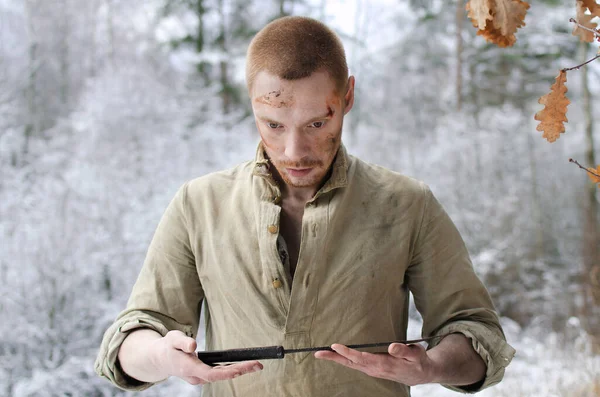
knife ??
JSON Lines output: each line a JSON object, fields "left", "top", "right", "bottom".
{"left": 197, "top": 335, "right": 443, "bottom": 365}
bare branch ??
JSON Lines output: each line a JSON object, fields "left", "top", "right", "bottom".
{"left": 569, "top": 158, "right": 600, "bottom": 179}
{"left": 563, "top": 55, "right": 600, "bottom": 71}
{"left": 569, "top": 18, "right": 600, "bottom": 39}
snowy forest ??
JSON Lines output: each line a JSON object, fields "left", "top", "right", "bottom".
{"left": 1, "top": 0, "right": 599, "bottom": 395}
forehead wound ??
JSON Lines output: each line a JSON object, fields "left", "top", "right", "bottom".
{"left": 254, "top": 89, "right": 295, "bottom": 108}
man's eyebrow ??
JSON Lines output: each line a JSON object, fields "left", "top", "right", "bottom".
{"left": 306, "top": 110, "right": 334, "bottom": 123}
{"left": 256, "top": 114, "right": 280, "bottom": 123}
{"left": 256, "top": 110, "right": 334, "bottom": 124}
{"left": 256, "top": 113, "right": 275, "bottom": 121}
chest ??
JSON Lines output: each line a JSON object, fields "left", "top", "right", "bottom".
{"left": 279, "top": 203, "right": 304, "bottom": 278}
{"left": 192, "top": 182, "right": 417, "bottom": 338}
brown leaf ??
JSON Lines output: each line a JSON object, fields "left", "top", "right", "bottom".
{"left": 477, "top": 23, "right": 515, "bottom": 47}
{"left": 466, "top": 0, "right": 494, "bottom": 29}
{"left": 573, "top": 0, "right": 599, "bottom": 42}
{"left": 470, "top": 0, "right": 529, "bottom": 47}
{"left": 587, "top": 165, "right": 600, "bottom": 185}
{"left": 534, "top": 70, "right": 570, "bottom": 143}
{"left": 493, "top": 0, "right": 530, "bottom": 38}
{"left": 582, "top": 0, "right": 599, "bottom": 13}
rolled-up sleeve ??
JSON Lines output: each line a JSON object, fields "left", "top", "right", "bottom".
{"left": 94, "top": 183, "right": 204, "bottom": 391}
{"left": 428, "top": 320, "right": 515, "bottom": 392}
{"left": 407, "top": 184, "right": 515, "bottom": 393}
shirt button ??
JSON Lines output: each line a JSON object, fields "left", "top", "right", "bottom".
{"left": 268, "top": 224, "right": 278, "bottom": 234}
{"left": 272, "top": 279, "right": 283, "bottom": 289}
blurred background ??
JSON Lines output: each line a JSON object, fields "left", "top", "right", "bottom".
{"left": 1, "top": 0, "right": 599, "bottom": 395}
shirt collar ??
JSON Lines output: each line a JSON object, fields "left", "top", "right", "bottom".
{"left": 252, "top": 141, "right": 349, "bottom": 197}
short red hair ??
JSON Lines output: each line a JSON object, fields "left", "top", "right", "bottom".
{"left": 246, "top": 16, "right": 348, "bottom": 96}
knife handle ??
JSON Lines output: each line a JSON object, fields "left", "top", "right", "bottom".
{"left": 197, "top": 346, "right": 284, "bottom": 365}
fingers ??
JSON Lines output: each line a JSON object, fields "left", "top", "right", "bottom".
{"left": 388, "top": 343, "right": 425, "bottom": 361}
{"left": 314, "top": 344, "right": 375, "bottom": 368}
{"left": 315, "top": 343, "right": 432, "bottom": 385}
{"left": 201, "top": 361, "right": 263, "bottom": 383}
{"left": 314, "top": 350, "right": 349, "bottom": 365}
{"left": 332, "top": 344, "right": 373, "bottom": 366}
{"left": 166, "top": 330, "right": 197, "bottom": 353}
{"left": 162, "top": 331, "right": 262, "bottom": 384}
{"left": 315, "top": 345, "right": 394, "bottom": 380}
{"left": 180, "top": 356, "right": 262, "bottom": 385}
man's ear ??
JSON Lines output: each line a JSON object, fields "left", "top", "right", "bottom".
{"left": 343, "top": 76, "right": 355, "bottom": 115}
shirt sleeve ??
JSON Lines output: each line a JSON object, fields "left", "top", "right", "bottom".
{"left": 94, "top": 183, "right": 205, "bottom": 391}
{"left": 406, "top": 184, "right": 516, "bottom": 393}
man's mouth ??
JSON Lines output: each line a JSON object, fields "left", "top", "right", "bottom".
{"left": 286, "top": 168, "right": 312, "bottom": 177}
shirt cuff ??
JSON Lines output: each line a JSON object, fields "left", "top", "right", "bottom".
{"left": 427, "top": 320, "right": 516, "bottom": 393}
{"left": 94, "top": 312, "right": 192, "bottom": 391}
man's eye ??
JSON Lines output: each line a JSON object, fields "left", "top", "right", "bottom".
{"left": 267, "top": 122, "right": 281, "bottom": 129}
{"left": 310, "top": 121, "right": 325, "bottom": 128}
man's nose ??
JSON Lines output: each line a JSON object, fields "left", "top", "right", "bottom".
{"left": 284, "top": 129, "right": 309, "bottom": 162}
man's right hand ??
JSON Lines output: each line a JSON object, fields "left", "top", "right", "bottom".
{"left": 119, "top": 329, "right": 263, "bottom": 385}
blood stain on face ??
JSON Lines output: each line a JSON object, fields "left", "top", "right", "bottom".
{"left": 326, "top": 105, "right": 335, "bottom": 118}
{"left": 254, "top": 89, "right": 294, "bottom": 108}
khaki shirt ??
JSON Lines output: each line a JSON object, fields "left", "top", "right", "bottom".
{"left": 95, "top": 144, "right": 515, "bottom": 396}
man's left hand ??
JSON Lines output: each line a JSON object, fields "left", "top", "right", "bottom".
{"left": 314, "top": 342, "right": 436, "bottom": 386}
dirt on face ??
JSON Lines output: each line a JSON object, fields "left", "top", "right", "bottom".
{"left": 254, "top": 89, "right": 295, "bottom": 108}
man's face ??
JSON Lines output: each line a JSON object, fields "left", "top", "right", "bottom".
{"left": 251, "top": 70, "right": 354, "bottom": 190}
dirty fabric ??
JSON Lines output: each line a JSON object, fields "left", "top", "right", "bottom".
{"left": 95, "top": 143, "right": 515, "bottom": 396}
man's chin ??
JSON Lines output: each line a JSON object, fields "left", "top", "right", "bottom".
{"left": 272, "top": 164, "right": 327, "bottom": 189}
{"left": 281, "top": 177, "right": 317, "bottom": 188}
{"left": 280, "top": 172, "right": 321, "bottom": 188}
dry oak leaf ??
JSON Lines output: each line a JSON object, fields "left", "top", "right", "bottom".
{"left": 493, "top": 0, "right": 530, "bottom": 37}
{"left": 469, "top": 0, "right": 530, "bottom": 47}
{"left": 477, "top": 23, "right": 515, "bottom": 47}
{"left": 582, "top": 0, "right": 600, "bottom": 13}
{"left": 467, "top": 0, "right": 494, "bottom": 29}
{"left": 573, "top": 0, "right": 599, "bottom": 42}
{"left": 534, "top": 70, "right": 570, "bottom": 143}
{"left": 587, "top": 165, "right": 600, "bottom": 185}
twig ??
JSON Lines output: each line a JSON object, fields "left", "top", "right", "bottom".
{"left": 561, "top": 20, "right": 600, "bottom": 71}
{"left": 569, "top": 158, "right": 600, "bottom": 179}
{"left": 569, "top": 18, "right": 600, "bottom": 38}
{"left": 562, "top": 55, "right": 600, "bottom": 71}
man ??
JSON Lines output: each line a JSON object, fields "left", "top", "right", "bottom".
{"left": 95, "top": 16, "right": 515, "bottom": 396}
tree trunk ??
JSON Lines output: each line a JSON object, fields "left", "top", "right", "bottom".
{"left": 217, "top": 0, "right": 231, "bottom": 114}
{"left": 23, "top": 0, "right": 38, "bottom": 166}
{"left": 106, "top": 0, "right": 115, "bottom": 64}
{"left": 59, "top": 0, "right": 70, "bottom": 111}
{"left": 345, "top": 0, "right": 369, "bottom": 144}
{"left": 579, "top": 41, "right": 600, "bottom": 352}
{"left": 88, "top": 1, "right": 97, "bottom": 78}
{"left": 526, "top": 111, "right": 544, "bottom": 260}
{"left": 279, "top": 0, "right": 287, "bottom": 17}
{"left": 455, "top": 0, "right": 464, "bottom": 112}
{"left": 195, "top": 0, "right": 209, "bottom": 82}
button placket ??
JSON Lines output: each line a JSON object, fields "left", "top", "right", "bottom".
{"left": 284, "top": 202, "right": 324, "bottom": 334}
{"left": 258, "top": 198, "right": 290, "bottom": 321}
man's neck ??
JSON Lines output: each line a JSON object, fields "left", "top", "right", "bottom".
{"left": 281, "top": 185, "right": 317, "bottom": 205}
